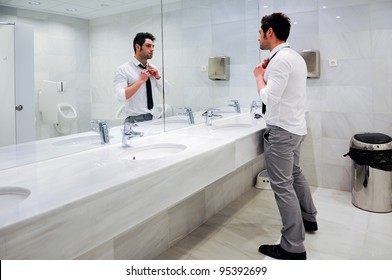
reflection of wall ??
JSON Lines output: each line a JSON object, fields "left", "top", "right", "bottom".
{"left": 0, "top": 23, "right": 16, "bottom": 146}
{"left": 0, "top": 6, "right": 90, "bottom": 140}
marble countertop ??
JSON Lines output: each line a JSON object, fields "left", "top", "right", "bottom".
{"left": 0, "top": 112, "right": 266, "bottom": 259}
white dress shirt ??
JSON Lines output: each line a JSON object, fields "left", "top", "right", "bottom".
{"left": 259, "top": 43, "right": 308, "bottom": 136}
{"left": 113, "top": 57, "right": 165, "bottom": 118}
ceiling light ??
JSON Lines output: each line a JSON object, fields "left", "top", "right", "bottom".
{"left": 28, "top": 1, "right": 41, "bottom": 5}
{"left": 66, "top": 8, "right": 78, "bottom": 12}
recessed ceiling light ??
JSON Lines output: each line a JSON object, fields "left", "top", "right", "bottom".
{"left": 263, "top": 5, "right": 269, "bottom": 8}
{"left": 336, "top": 15, "right": 341, "bottom": 19}
{"left": 66, "top": 8, "right": 78, "bottom": 12}
{"left": 322, "top": 6, "right": 327, "bottom": 9}
{"left": 28, "top": 1, "right": 41, "bottom": 5}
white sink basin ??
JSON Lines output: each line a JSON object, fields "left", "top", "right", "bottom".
{"left": 0, "top": 187, "right": 31, "bottom": 212}
{"left": 121, "top": 143, "right": 187, "bottom": 160}
{"left": 52, "top": 135, "right": 113, "bottom": 146}
{"left": 211, "top": 123, "right": 252, "bottom": 130}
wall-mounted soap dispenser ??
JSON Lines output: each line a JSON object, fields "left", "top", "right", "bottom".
{"left": 208, "top": 56, "right": 230, "bottom": 80}
{"left": 299, "top": 50, "right": 320, "bottom": 78}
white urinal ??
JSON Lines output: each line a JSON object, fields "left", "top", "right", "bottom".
{"left": 55, "top": 103, "right": 77, "bottom": 134}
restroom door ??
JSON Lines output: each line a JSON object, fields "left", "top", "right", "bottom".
{"left": 14, "top": 23, "right": 35, "bottom": 144}
{"left": 0, "top": 23, "right": 16, "bottom": 147}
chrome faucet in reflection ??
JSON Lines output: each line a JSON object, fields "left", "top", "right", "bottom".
{"left": 178, "top": 107, "right": 194, "bottom": 124}
{"left": 203, "top": 109, "right": 223, "bottom": 126}
{"left": 122, "top": 122, "right": 144, "bottom": 147}
{"left": 91, "top": 119, "right": 110, "bottom": 144}
{"left": 228, "top": 99, "right": 241, "bottom": 113}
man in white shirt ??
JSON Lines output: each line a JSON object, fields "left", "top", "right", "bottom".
{"left": 114, "top": 32, "right": 164, "bottom": 123}
{"left": 253, "top": 13, "right": 318, "bottom": 260}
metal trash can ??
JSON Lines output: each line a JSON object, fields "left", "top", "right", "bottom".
{"left": 344, "top": 133, "right": 392, "bottom": 213}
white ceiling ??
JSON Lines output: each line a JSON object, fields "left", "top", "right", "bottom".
{"left": 0, "top": 0, "right": 170, "bottom": 19}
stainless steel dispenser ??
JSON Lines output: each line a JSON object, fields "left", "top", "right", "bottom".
{"left": 208, "top": 56, "right": 230, "bottom": 80}
{"left": 299, "top": 50, "right": 320, "bottom": 78}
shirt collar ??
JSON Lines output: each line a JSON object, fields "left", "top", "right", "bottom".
{"left": 270, "top": 42, "right": 290, "bottom": 59}
{"left": 131, "top": 57, "right": 145, "bottom": 68}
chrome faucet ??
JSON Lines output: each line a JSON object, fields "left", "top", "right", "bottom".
{"left": 178, "top": 107, "right": 194, "bottom": 124}
{"left": 205, "top": 110, "right": 213, "bottom": 126}
{"left": 250, "top": 100, "right": 263, "bottom": 119}
{"left": 91, "top": 119, "right": 110, "bottom": 144}
{"left": 228, "top": 99, "right": 241, "bottom": 113}
{"left": 204, "top": 108, "right": 223, "bottom": 126}
{"left": 122, "top": 122, "right": 143, "bottom": 147}
{"left": 250, "top": 100, "right": 262, "bottom": 112}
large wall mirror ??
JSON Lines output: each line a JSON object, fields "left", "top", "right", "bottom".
{"left": 0, "top": 0, "right": 263, "bottom": 170}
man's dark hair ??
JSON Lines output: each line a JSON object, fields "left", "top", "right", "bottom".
{"left": 261, "top": 13, "right": 291, "bottom": 41}
{"left": 133, "top": 32, "right": 156, "bottom": 53}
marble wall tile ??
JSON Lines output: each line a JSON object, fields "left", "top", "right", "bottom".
{"left": 210, "top": 0, "right": 246, "bottom": 25}
{"left": 370, "top": 0, "right": 392, "bottom": 30}
{"left": 321, "top": 86, "right": 373, "bottom": 113}
{"left": 321, "top": 162, "right": 353, "bottom": 191}
{"left": 319, "top": 4, "right": 370, "bottom": 34}
{"left": 211, "top": 21, "right": 247, "bottom": 65}
{"left": 373, "top": 84, "right": 392, "bottom": 116}
{"left": 322, "top": 112, "right": 373, "bottom": 140}
{"left": 371, "top": 30, "right": 392, "bottom": 58}
{"left": 289, "top": 11, "right": 319, "bottom": 38}
{"left": 321, "top": 138, "right": 352, "bottom": 166}
{"left": 373, "top": 114, "right": 392, "bottom": 136}
{"left": 319, "top": 31, "right": 372, "bottom": 60}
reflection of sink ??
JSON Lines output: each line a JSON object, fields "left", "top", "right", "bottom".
{"left": 0, "top": 187, "right": 31, "bottom": 212}
{"left": 121, "top": 143, "right": 187, "bottom": 160}
{"left": 211, "top": 123, "right": 252, "bottom": 130}
{"left": 52, "top": 135, "right": 113, "bottom": 146}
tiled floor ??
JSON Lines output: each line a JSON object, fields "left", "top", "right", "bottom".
{"left": 156, "top": 186, "right": 392, "bottom": 260}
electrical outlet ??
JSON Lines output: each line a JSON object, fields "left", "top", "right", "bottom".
{"left": 201, "top": 65, "right": 207, "bottom": 72}
{"left": 329, "top": 59, "right": 338, "bottom": 67}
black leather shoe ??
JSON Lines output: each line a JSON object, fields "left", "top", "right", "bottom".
{"left": 303, "top": 219, "right": 318, "bottom": 232}
{"left": 259, "top": 244, "right": 306, "bottom": 260}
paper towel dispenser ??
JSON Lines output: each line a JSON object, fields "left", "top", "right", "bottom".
{"left": 299, "top": 50, "right": 320, "bottom": 78}
{"left": 208, "top": 56, "right": 230, "bottom": 80}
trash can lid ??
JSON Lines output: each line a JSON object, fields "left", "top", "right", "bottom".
{"left": 354, "top": 133, "right": 392, "bottom": 144}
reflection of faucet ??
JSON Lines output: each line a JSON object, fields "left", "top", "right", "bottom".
{"left": 250, "top": 100, "right": 263, "bottom": 119}
{"left": 122, "top": 122, "right": 144, "bottom": 147}
{"left": 250, "top": 100, "right": 262, "bottom": 112}
{"left": 204, "top": 108, "right": 223, "bottom": 126}
{"left": 178, "top": 107, "right": 194, "bottom": 124}
{"left": 228, "top": 100, "right": 241, "bottom": 113}
{"left": 91, "top": 119, "right": 110, "bottom": 144}
{"left": 205, "top": 110, "right": 213, "bottom": 126}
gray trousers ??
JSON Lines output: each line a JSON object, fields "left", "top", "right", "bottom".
{"left": 263, "top": 125, "right": 317, "bottom": 253}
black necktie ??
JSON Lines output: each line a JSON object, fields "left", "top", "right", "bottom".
{"left": 139, "top": 64, "right": 153, "bottom": 110}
